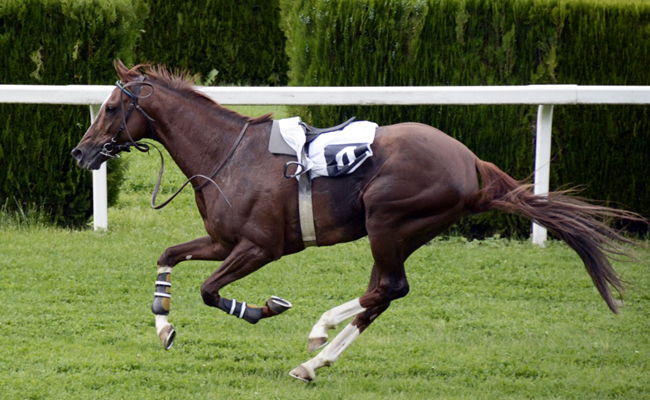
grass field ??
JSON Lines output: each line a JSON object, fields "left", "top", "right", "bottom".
{"left": 1, "top": 106, "right": 649, "bottom": 399}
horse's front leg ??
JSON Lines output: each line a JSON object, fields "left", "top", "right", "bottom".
{"left": 200, "top": 239, "right": 293, "bottom": 324}
{"left": 153, "top": 235, "right": 230, "bottom": 349}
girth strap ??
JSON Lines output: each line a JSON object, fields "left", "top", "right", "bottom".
{"left": 298, "top": 176, "right": 317, "bottom": 247}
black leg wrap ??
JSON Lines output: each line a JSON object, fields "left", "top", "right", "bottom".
{"left": 217, "top": 298, "right": 263, "bottom": 324}
{"left": 151, "top": 273, "right": 171, "bottom": 315}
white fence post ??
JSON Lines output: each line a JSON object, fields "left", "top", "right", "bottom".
{"left": 532, "top": 104, "right": 554, "bottom": 246}
{"left": 89, "top": 104, "right": 108, "bottom": 231}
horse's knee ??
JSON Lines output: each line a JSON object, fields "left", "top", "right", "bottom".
{"left": 390, "top": 280, "right": 410, "bottom": 300}
{"left": 157, "top": 248, "right": 176, "bottom": 268}
{"left": 361, "top": 279, "right": 409, "bottom": 310}
{"left": 157, "top": 243, "right": 194, "bottom": 267}
{"left": 200, "top": 282, "right": 219, "bottom": 307}
{"left": 379, "top": 279, "right": 409, "bottom": 302}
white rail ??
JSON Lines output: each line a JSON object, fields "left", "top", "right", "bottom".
{"left": 2, "top": 84, "right": 650, "bottom": 244}
{"left": 3, "top": 84, "right": 650, "bottom": 105}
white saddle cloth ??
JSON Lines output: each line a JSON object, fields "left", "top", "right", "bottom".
{"left": 274, "top": 116, "right": 378, "bottom": 179}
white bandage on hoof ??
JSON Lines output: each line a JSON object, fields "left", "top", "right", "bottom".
{"left": 308, "top": 298, "right": 365, "bottom": 349}
{"left": 153, "top": 268, "right": 174, "bottom": 349}
{"left": 295, "top": 323, "right": 361, "bottom": 382}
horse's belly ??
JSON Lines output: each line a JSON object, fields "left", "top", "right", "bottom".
{"left": 310, "top": 174, "right": 369, "bottom": 246}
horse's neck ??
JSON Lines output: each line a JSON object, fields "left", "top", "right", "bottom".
{"left": 149, "top": 94, "right": 251, "bottom": 179}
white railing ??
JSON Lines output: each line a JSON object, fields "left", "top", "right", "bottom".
{"left": 2, "top": 84, "right": 649, "bottom": 245}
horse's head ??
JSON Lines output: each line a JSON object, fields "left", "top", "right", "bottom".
{"left": 71, "top": 60, "right": 155, "bottom": 170}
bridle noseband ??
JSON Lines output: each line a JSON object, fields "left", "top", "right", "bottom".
{"left": 100, "top": 77, "right": 156, "bottom": 158}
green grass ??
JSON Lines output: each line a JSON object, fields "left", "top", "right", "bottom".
{"left": 1, "top": 106, "right": 649, "bottom": 399}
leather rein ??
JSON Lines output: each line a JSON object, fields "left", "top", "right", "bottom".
{"left": 108, "top": 78, "right": 250, "bottom": 210}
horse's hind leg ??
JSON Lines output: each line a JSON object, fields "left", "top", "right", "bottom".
{"left": 304, "top": 264, "right": 381, "bottom": 352}
{"left": 153, "top": 235, "right": 230, "bottom": 349}
{"left": 291, "top": 241, "right": 409, "bottom": 382}
{"left": 290, "top": 302, "right": 390, "bottom": 382}
{"left": 305, "top": 298, "right": 366, "bottom": 352}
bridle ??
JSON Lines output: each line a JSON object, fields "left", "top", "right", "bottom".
{"left": 100, "top": 76, "right": 155, "bottom": 158}
{"left": 99, "top": 76, "right": 251, "bottom": 209}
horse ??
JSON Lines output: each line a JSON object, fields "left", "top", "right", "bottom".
{"left": 72, "top": 60, "right": 642, "bottom": 382}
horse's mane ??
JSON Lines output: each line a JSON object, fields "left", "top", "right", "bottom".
{"left": 128, "top": 63, "right": 272, "bottom": 125}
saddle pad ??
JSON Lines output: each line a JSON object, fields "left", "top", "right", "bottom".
{"left": 269, "top": 116, "right": 378, "bottom": 179}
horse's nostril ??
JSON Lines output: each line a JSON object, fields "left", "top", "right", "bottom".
{"left": 71, "top": 148, "right": 83, "bottom": 161}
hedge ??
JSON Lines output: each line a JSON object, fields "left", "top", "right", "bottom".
{"left": 0, "top": 0, "right": 146, "bottom": 227}
{"left": 137, "top": 0, "right": 288, "bottom": 86}
{"left": 2, "top": 0, "right": 648, "bottom": 236}
{"left": 280, "top": 0, "right": 650, "bottom": 237}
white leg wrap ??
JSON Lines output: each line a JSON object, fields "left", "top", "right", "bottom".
{"left": 154, "top": 266, "right": 173, "bottom": 334}
{"left": 303, "top": 323, "right": 361, "bottom": 372}
{"left": 155, "top": 314, "right": 170, "bottom": 335}
{"left": 309, "top": 298, "right": 365, "bottom": 340}
{"left": 158, "top": 266, "right": 173, "bottom": 274}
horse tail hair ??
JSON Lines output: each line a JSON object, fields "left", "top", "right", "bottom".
{"left": 466, "top": 157, "right": 646, "bottom": 314}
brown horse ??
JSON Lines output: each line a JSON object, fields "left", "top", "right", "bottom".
{"left": 72, "top": 61, "right": 642, "bottom": 382}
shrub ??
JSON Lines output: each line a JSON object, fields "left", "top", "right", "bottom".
{"left": 0, "top": 0, "right": 147, "bottom": 227}
{"left": 280, "top": 0, "right": 650, "bottom": 237}
{"left": 138, "top": 0, "right": 288, "bottom": 86}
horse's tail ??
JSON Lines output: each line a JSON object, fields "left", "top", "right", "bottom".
{"left": 467, "top": 157, "right": 645, "bottom": 313}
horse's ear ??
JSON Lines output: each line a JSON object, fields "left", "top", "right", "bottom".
{"left": 114, "top": 59, "right": 139, "bottom": 83}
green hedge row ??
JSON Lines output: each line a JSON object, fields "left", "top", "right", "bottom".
{"left": 2, "top": 0, "right": 648, "bottom": 235}
{"left": 0, "top": 0, "right": 146, "bottom": 227}
{"left": 137, "top": 0, "right": 287, "bottom": 85}
{"left": 280, "top": 0, "right": 650, "bottom": 237}
{"left": 0, "top": 0, "right": 288, "bottom": 228}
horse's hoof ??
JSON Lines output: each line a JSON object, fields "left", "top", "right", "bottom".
{"left": 308, "top": 337, "right": 328, "bottom": 353}
{"left": 267, "top": 295, "right": 293, "bottom": 315}
{"left": 159, "top": 324, "right": 176, "bottom": 350}
{"left": 289, "top": 365, "right": 314, "bottom": 383}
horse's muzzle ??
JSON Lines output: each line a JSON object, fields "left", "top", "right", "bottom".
{"left": 71, "top": 146, "right": 106, "bottom": 170}
{"left": 71, "top": 147, "right": 83, "bottom": 163}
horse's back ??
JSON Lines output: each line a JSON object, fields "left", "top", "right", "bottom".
{"left": 370, "top": 122, "right": 479, "bottom": 199}
{"left": 311, "top": 122, "right": 479, "bottom": 247}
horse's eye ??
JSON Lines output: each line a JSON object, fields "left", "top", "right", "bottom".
{"left": 105, "top": 105, "right": 117, "bottom": 113}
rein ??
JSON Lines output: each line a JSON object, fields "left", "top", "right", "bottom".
{"left": 193, "top": 121, "right": 250, "bottom": 192}
{"left": 108, "top": 78, "right": 250, "bottom": 210}
{"left": 149, "top": 121, "right": 251, "bottom": 210}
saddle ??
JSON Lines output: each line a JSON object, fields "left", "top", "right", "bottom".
{"left": 269, "top": 115, "right": 376, "bottom": 178}
{"left": 302, "top": 117, "right": 356, "bottom": 145}
{"left": 267, "top": 116, "right": 378, "bottom": 248}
